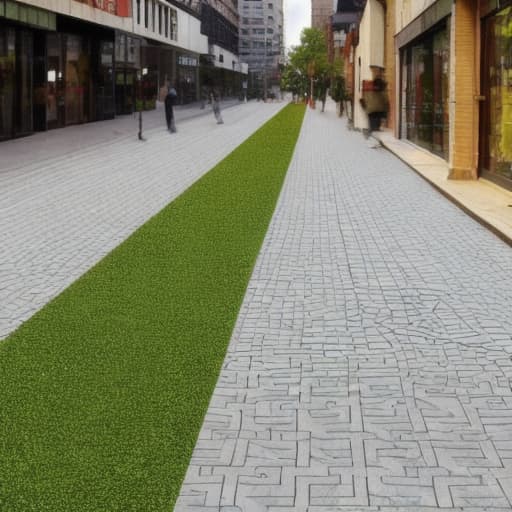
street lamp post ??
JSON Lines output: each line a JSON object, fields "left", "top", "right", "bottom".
{"left": 138, "top": 67, "right": 148, "bottom": 141}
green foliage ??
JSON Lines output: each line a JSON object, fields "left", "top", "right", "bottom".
{"left": 330, "top": 75, "right": 347, "bottom": 103}
{"left": 281, "top": 28, "right": 344, "bottom": 101}
{"left": 0, "top": 104, "right": 306, "bottom": 511}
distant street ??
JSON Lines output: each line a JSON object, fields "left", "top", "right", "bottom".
{"left": 175, "top": 100, "right": 512, "bottom": 511}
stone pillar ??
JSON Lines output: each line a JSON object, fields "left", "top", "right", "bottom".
{"left": 384, "top": 0, "right": 397, "bottom": 135}
{"left": 448, "top": 0, "right": 479, "bottom": 180}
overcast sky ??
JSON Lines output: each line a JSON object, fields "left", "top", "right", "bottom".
{"left": 283, "top": 0, "right": 311, "bottom": 50}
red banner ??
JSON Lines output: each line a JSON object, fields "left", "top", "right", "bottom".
{"left": 73, "top": 0, "right": 130, "bottom": 17}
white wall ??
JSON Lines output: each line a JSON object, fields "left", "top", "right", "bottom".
{"left": 19, "top": 0, "right": 133, "bottom": 30}
{"left": 353, "top": 0, "right": 385, "bottom": 130}
{"left": 210, "top": 44, "right": 247, "bottom": 73}
{"left": 133, "top": 0, "right": 208, "bottom": 54}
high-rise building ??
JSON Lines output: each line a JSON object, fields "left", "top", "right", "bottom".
{"left": 238, "top": 0, "right": 284, "bottom": 98}
{"left": 199, "top": 0, "right": 247, "bottom": 97}
{"left": 311, "top": 0, "right": 335, "bottom": 30}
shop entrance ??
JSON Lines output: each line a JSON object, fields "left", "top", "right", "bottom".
{"left": 480, "top": 4, "right": 512, "bottom": 189}
{"left": 0, "top": 26, "right": 33, "bottom": 140}
{"left": 400, "top": 21, "right": 450, "bottom": 160}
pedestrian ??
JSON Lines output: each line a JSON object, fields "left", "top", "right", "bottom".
{"left": 360, "top": 77, "right": 388, "bottom": 137}
{"left": 165, "top": 85, "right": 178, "bottom": 133}
{"left": 210, "top": 89, "right": 223, "bottom": 124}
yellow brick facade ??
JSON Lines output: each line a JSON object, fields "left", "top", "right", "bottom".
{"left": 386, "top": 0, "right": 481, "bottom": 179}
{"left": 448, "top": 0, "right": 479, "bottom": 179}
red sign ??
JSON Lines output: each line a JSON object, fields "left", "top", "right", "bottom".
{"left": 74, "top": 0, "right": 131, "bottom": 17}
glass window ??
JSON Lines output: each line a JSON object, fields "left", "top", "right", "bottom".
{"left": 144, "top": 0, "right": 148, "bottom": 28}
{"left": 151, "top": 0, "right": 155, "bottom": 31}
{"left": 46, "top": 33, "right": 63, "bottom": 126}
{"left": 0, "top": 27, "right": 15, "bottom": 140}
{"left": 65, "top": 35, "right": 88, "bottom": 125}
{"left": 115, "top": 33, "right": 126, "bottom": 62}
{"left": 159, "top": 4, "right": 162, "bottom": 34}
{"left": 401, "top": 21, "right": 450, "bottom": 159}
{"left": 16, "top": 30, "right": 33, "bottom": 135}
{"left": 481, "top": 6, "right": 512, "bottom": 185}
{"left": 170, "top": 9, "right": 177, "bottom": 40}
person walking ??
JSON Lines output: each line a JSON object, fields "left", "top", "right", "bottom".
{"left": 165, "top": 85, "right": 178, "bottom": 133}
{"left": 210, "top": 89, "right": 223, "bottom": 125}
{"left": 360, "top": 77, "right": 388, "bottom": 137}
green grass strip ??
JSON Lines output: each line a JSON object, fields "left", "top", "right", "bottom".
{"left": 0, "top": 104, "right": 305, "bottom": 511}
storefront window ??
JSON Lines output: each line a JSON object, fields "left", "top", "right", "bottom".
{"left": 47, "top": 33, "right": 63, "bottom": 126}
{"left": 481, "top": 6, "right": 512, "bottom": 186}
{"left": 16, "top": 30, "right": 33, "bottom": 135}
{"left": 65, "top": 35, "right": 89, "bottom": 125}
{"left": 0, "top": 27, "right": 15, "bottom": 140}
{"left": 401, "top": 21, "right": 450, "bottom": 160}
{"left": 96, "top": 41, "right": 114, "bottom": 120}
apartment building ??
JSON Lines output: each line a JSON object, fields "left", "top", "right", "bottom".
{"left": 238, "top": 0, "right": 284, "bottom": 97}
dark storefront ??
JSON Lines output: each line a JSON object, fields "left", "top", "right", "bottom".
{"left": 400, "top": 20, "right": 450, "bottom": 160}
{"left": 177, "top": 53, "right": 198, "bottom": 104}
{"left": 1, "top": 2, "right": 117, "bottom": 140}
{"left": 115, "top": 32, "right": 140, "bottom": 114}
{"left": 47, "top": 17, "right": 115, "bottom": 128}
{"left": 0, "top": 1, "right": 55, "bottom": 140}
{"left": 480, "top": 1, "right": 512, "bottom": 189}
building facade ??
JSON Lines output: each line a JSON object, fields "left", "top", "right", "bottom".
{"left": 311, "top": 0, "right": 335, "bottom": 30}
{"left": 0, "top": 0, "right": 132, "bottom": 140}
{"left": 199, "top": 0, "right": 247, "bottom": 99}
{"left": 238, "top": 0, "right": 284, "bottom": 98}
{"left": 335, "top": 0, "right": 512, "bottom": 191}
{"left": 0, "top": 0, "right": 247, "bottom": 141}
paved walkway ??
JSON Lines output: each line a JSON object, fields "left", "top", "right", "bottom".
{"left": 0, "top": 100, "right": 285, "bottom": 339}
{"left": 175, "top": 100, "right": 512, "bottom": 511}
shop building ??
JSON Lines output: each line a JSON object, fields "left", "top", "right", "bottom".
{"left": 0, "top": 0, "right": 132, "bottom": 140}
{"left": 394, "top": 0, "right": 511, "bottom": 187}
{"left": 132, "top": 0, "right": 207, "bottom": 106}
{"left": 479, "top": 1, "right": 512, "bottom": 188}
{"left": 238, "top": 0, "right": 284, "bottom": 98}
{"left": 335, "top": 0, "right": 512, "bottom": 191}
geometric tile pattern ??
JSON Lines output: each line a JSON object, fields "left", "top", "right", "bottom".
{"left": 0, "top": 102, "right": 285, "bottom": 339}
{"left": 175, "top": 100, "right": 512, "bottom": 511}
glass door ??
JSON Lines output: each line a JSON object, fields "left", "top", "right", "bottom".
{"left": 15, "top": 30, "right": 33, "bottom": 136}
{"left": 0, "top": 27, "right": 15, "bottom": 140}
{"left": 47, "top": 33, "right": 64, "bottom": 129}
{"left": 481, "top": 6, "right": 512, "bottom": 188}
{"left": 65, "top": 35, "right": 89, "bottom": 125}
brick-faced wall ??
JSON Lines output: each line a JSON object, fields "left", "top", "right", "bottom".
{"left": 448, "top": 0, "right": 479, "bottom": 179}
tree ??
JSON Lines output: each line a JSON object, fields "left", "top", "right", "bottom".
{"left": 280, "top": 28, "right": 329, "bottom": 104}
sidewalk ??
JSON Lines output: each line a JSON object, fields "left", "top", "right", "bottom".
{"left": 0, "top": 98, "right": 243, "bottom": 171}
{"left": 175, "top": 99, "right": 512, "bottom": 511}
{"left": 0, "top": 100, "right": 285, "bottom": 339}
{"left": 372, "top": 130, "right": 512, "bottom": 246}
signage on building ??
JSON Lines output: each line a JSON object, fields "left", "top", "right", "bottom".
{"left": 178, "top": 55, "right": 198, "bottom": 67}
{"left": 73, "top": 0, "right": 130, "bottom": 17}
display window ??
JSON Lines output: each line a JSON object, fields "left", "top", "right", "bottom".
{"left": 481, "top": 5, "right": 512, "bottom": 188}
{"left": 400, "top": 21, "right": 450, "bottom": 160}
{"left": 0, "top": 26, "right": 15, "bottom": 140}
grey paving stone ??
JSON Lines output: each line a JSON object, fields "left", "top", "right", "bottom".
{"left": 0, "top": 102, "right": 285, "bottom": 339}
{"left": 175, "top": 100, "right": 512, "bottom": 511}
